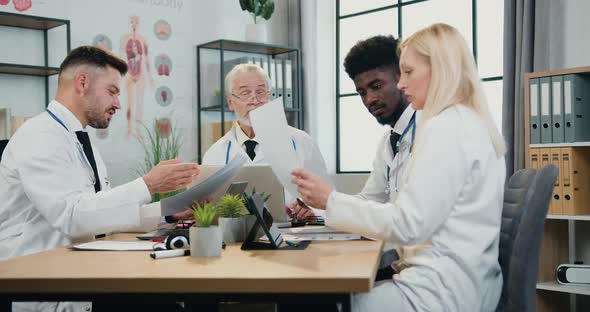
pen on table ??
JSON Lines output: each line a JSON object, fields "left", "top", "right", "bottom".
{"left": 150, "top": 249, "right": 190, "bottom": 259}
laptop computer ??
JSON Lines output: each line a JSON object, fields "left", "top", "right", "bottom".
{"left": 194, "top": 165, "right": 289, "bottom": 222}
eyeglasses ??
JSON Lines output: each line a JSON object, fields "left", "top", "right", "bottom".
{"left": 231, "top": 89, "right": 270, "bottom": 104}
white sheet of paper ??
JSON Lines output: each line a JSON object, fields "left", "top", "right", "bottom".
{"left": 160, "top": 152, "right": 248, "bottom": 216}
{"left": 262, "top": 233, "right": 361, "bottom": 242}
{"left": 279, "top": 226, "right": 342, "bottom": 235}
{"left": 72, "top": 241, "right": 156, "bottom": 251}
{"left": 250, "top": 97, "right": 300, "bottom": 198}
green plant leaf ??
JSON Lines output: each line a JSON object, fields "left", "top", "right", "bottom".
{"left": 191, "top": 201, "right": 217, "bottom": 227}
{"left": 239, "top": 0, "right": 249, "bottom": 11}
{"left": 137, "top": 118, "right": 183, "bottom": 202}
{"left": 260, "top": 0, "right": 274, "bottom": 20}
{"left": 216, "top": 194, "right": 248, "bottom": 218}
{"left": 240, "top": 0, "right": 273, "bottom": 23}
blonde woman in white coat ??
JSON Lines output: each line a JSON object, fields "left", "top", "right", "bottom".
{"left": 292, "top": 23, "right": 506, "bottom": 312}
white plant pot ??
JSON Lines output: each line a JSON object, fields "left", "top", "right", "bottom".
{"left": 219, "top": 217, "right": 247, "bottom": 243}
{"left": 245, "top": 23, "right": 267, "bottom": 43}
{"left": 189, "top": 226, "right": 222, "bottom": 257}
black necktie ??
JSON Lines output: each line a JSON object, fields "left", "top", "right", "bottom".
{"left": 390, "top": 130, "right": 401, "bottom": 156}
{"left": 75, "top": 131, "right": 101, "bottom": 192}
{"left": 244, "top": 140, "right": 258, "bottom": 161}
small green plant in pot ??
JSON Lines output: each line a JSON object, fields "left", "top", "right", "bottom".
{"left": 138, "top": 118, "right": 183, "bottom": 203}
{"left": 217, "top": 194, "right": 249, "bottom": 243}
{"left": 239, "top": 0, "right": 274, "bottom": 24}
{"left": 189, "top": 201, "right": 222, "bottom": 257}
{"left": 239, "top": 0, "right": 274, "bottom": 42}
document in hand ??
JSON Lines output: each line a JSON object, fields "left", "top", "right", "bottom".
{"left": 160, "top": 152, "right": 248, "bottom": 216}
{"left": 250, "top": 97, "right": 300, "bottom": 198}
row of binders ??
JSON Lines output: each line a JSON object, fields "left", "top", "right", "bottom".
{"left": 529, "top": 147, "right": 590, "bottom": 215}
{"left": 223, "top": 56, "right": 294, "bottom": 108}
{"left": 529, "top": 74, "right": 590, "bottom": 144}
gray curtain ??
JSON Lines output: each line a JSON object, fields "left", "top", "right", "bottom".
{"left": 287, "top": 0, "right": 302, "bottom": 49}
{"left": 502, "top": 0, "right": 566, "bottom": 176}
{"left": 502, "top": 0, "right": 535, "bottom": 176}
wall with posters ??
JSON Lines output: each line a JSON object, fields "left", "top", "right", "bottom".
{"left": 0, "top": 0, "right": 289, "bottom": 186}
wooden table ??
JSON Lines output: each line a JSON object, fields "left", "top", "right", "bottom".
{"left": 0, "top": 233, "right": 382, "bottom": 311}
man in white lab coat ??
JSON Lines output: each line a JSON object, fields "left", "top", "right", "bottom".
{"left": 202, "top": 63, "right": 331, "bottom": 219}
{"left": 0, "top": 46, "right": 199, "bottom": 311}
{"left": 293, "top": 35, "right": 418, "bottom": 281}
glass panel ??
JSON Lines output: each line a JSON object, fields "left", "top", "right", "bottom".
{"left": 339, "top": 0, "right": 395, "bottom": 16}
{"left": 477, "top": 0, "right": 504, "bottom": 78}
{"left": 339, "top": 8, "right": 399, "bottom": 94}
{"left": 402, "top": 0, "right": 472, "bottom": 50}
{"left": 482, "top": 79, "right": 503, "bottom": 131}
{"left": 339, "top": 96, "right": 389, "bottom": 172}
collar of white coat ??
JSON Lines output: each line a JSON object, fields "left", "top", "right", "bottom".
{"left": 47, "top": 100, "right": 84, "bottom": 133}
{"left": 391, "top": 105, "right": 416, "bottom": 135}
{"left": 234, "top": 122, "right": 257, "bottom": 147}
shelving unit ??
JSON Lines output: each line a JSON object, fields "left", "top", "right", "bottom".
{"left": 196, "top": 39, "right": 302, "bottom": 162}
{"left": 547, "top": 215, "right": 590, "bottom": 221}
{"left": 524, "top": 66, "right": 590, "bottom": 312}
{"left": 0, "top": 11, "right": 70, "bottom": 105}
{"left": 537, "top": 281, "right": 590, "bottom": 296}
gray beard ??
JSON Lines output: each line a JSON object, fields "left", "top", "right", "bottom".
{"left": 238, "top": 115, "right": 251, "bottom": 127}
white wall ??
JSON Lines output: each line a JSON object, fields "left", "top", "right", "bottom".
{"left": 302, "top": 0, "right": 336, "bottom": 173}
{"left": 0, "top": 0, "right": 290, "bottom": 187}
{"left": 561, "top": 1, "right": 590, "bottom": 69}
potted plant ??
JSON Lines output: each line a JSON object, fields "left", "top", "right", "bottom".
{"left": 216, "top": 194, "right": 249, "bottom": 243}
{"left": 138, "top": 118, "right": 183, "bottom": 203}
{"left": 189, "top": 201, "right": 223, "bottom": 257}
{"left": 239, "top": 0, "right": 274, "bottom": 42}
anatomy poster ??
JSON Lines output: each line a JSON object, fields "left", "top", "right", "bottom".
{"left": 67, "top": 0, "right": 192, "bottom": 186}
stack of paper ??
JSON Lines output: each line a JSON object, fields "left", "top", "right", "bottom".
{"left": 278, "top": 226, "right": 361, "bottom": 241}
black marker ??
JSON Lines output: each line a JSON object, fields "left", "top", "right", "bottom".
{"left": 150, "top": 249, "right": 190, "bottom": 259}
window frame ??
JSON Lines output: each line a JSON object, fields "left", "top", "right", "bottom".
{"left": 336, "top": 0, "right": 502, "bottom": 173}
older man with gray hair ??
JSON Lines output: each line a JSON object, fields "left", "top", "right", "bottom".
{"left": 202, "top": 63, "right": 331, "bottom": 219}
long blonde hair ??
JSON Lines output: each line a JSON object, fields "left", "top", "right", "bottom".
{"left": 400, "top": 23, "right": 506, "bottom": 157}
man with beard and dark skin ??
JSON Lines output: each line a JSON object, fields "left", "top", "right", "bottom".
{"left": 350, "top": 35, "right": 420, "bottom": 282}
{"left": 343, "top": 35, "right": 421, "bottom": 281}
{"left": 0, "top": 46, "right": 199, "bottom": 312}
{"left": 284, "top": 35, "right": 418, "bottom": 312}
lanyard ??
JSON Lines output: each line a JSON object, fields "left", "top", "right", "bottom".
{"left": 397, "top": 111, "right": 416, "bottom": 154}
{"left": 386, "top": 111, "right": 416, "bottom": 193}
{"left": 224, "top": 127, "right": 297, "bottom": 165}
{"left": 46, "top": 109, "right": 69, "bottom": 131}
{"left": 46, "top": 109, "right": 97, "bottom": 186}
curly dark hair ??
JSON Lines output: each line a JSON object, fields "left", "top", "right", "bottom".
{"left": 59, "top": 45, "right": 128, "bottom": 77}
{"left": 343, "top": 35, "right": 400, "bottom": 80}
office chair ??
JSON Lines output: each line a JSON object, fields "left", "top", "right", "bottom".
{"left": 495, "top": 164, "right": 558, "bottom": 312}
{"left": 0, "top": 139, "right": 8, "bottom": 161}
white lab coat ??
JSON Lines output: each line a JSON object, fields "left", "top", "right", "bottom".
{"left": 357, "top": 105, "right": 418, "bottom": 259}
{"left": 0, "top": 101, "right": 156, "bottom": 311}
{"left": 202, "top": 123, "right": 332, "bottom": 212}
{"left": 327, "top": 105, "right": 505, "bottom": 312}
{"left": 358, "top": 105, "right": 416, "bottom": 204}
{"left": 0, "top": 100, "right": 157, "bottom": 256}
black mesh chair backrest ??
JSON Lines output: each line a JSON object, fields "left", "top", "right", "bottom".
{"left": 496, "top": 164, "right": 558, "bottom": 312}
{"left": 0, "top": 139, "right": 8, "bottom": 161}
